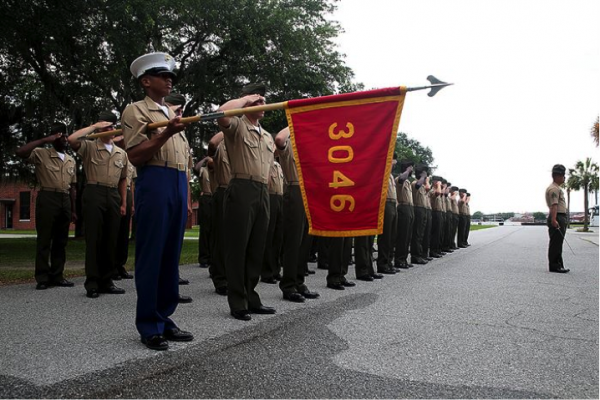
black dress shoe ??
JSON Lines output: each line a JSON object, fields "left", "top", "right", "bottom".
{"left": 215, "top": 286, "right": 228, "bottom": 296}
{"left": 261, "top": 277, "right": 278, "bottom": 284}
{"left": 443, "top": 248, "right": 454, "bottom": 253}
{"left": 550, "top": 268, "right": 570, "bottom": 273}
{"left": 306, "top": 269, "right": 316, "bottom": 275}
{"left": 113, "top": 274, "right": 122, "bottom": 281}
{"left": 231, "top": 310, "right": 251, "bottom": 321}
{"left": 54, "top": 279, "right": 74, "bottom": 287}
{"left": 426, "top": 257, "right": 434, "bottom": 261}
{"left": 342, "top": 280, "right": 356, "bottom": 287}
{"left": 317, "top": 263, "right": 329, "bottom": 270}
{"left": 406, "top": 263, "right": 414, "bottom": 268}
{"left": 198, "top": 263, "right": 209, "bottom": 268}
{"left": 308, "top": 255, "right": 318, "bottom": 263}
{"left": 458, "top": 245, "right": 468, "bottom": 248}
{"left": 178, "top": 295, "right": 193, "bottom": 304}
{"left": 411, "top": 258, "right": 428, "bottom": 265}
{"left": 396, "top": 262, "right": 410, "bottom": 270}
{"left": 299, "top": 290, "right": 320, "bottom": 299}
{"left": 120, "top": 271, "right": 134, "bottom": 279}
{"left": 356, "top": 275, "right": 374, "bottom": 282}
{"left": 179, "top": 278, "right": 190, "bottom": 285}
{"left": 430, "top": 253, "right": 442, "bottom": 258}
{"left": 371, "top": 273, "right": 384, "bottom": 279}
{"left": 86, "top": 289, "right": 99, "bottom": 298}
{"left": 274, "top": 273, "right": 282, "bottom": 281}
{"left": 249, "top": 305, "right": 276, "bottom": 314}
{"left": 99, "top": 285, "right": 125, "bottom": 294}
{"left": 283, "top": 292, "right": 306, "bottom": 303}
{"left": 327, "top": 283, "right": 345, "bottom": 290}
{"left": 164, "top": 328, "right": 194, "bottom": 342}
{"left": 36, "top": 282, "right": 49, "bottom": 290}
{"left": 141, "top": 335, "right": 168, "bottom": 351}
{"left": 378, "top": 268, "right": 396, "bottom": 275}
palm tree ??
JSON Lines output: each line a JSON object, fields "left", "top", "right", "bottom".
{"left": 568, "top": 158, "right": 600, "bottom": 231}
{"left": 592, "top": 116, "right": 599, "bottom": 147}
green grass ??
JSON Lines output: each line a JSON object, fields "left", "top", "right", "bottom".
{"left": 0, "top": 237, "right": 198, "bottom": 285}
{"left": 470, "top": 225, "right": 496, "bottom": 231}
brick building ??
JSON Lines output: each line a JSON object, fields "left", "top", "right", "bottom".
{"left": 0, "top": 181, "right": 39, "bottom": 230}
{"left": 1, "top": 180, "right": 199, "bottom": 231}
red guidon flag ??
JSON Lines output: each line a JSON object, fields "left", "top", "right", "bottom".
{"left": 286, "top": 86, "right": 406, "bottom": 237}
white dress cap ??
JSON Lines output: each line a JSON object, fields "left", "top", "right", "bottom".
{"left": 130, "top": 52, "right": 176, "bottom": 78}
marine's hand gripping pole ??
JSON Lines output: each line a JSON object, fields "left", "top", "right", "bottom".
{"left": 83, "top": 76, "right": 453, "bottom": 140}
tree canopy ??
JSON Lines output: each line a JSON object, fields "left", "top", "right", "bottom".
{"left": 0, "top": 0, "right": 363, "bottom": 179}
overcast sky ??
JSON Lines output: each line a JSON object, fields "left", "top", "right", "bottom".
{"left": 331, "top": 0, "right": 599, "bottom": 214}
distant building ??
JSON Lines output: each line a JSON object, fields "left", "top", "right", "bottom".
{"left": 1, "top": 180, "right": 199, "bottom": 231}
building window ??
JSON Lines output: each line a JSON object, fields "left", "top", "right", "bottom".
{"left": 19, "top": 191, "right": 30, "bottom": 220}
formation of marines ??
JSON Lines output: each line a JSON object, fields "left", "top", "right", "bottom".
{"left": 16, "top": 52, "right": 476, "bottom": 351}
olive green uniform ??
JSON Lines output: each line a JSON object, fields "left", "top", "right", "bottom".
{"left": 450, "top": 195, "right": 459, "bottom": 248}
{"left": 457, "top": 199, "right": 468, "bottom": 247}
{"left": 278, "top": 140, "right": 309, "bottom": 295}
{"left": 411, "top": 182, "right": 428, "bottom": 260}
{"left": 115, "top": 158, "right": 136, "bottom": 273}
{"left": 262, "top": 161, "right": 284, "bottom": 280}
{"left": 219, "top": 115, "right": 274, "bottom": 312}
{"left": 545, "top": 183, "right": 568, "bottom": 271}
{"left": 197, "top": 166, "right": 212, "bottom": 266}
{"left": 78, "top": 139, "right": 128, "bottom": 291}
{"left": 27, "top": 148, "right": 76, "bottom": 284}
{"left": 394, "top": 177, "right": 414, "bottom": 266}
{"left": 376, "top": 174, "right": 398, "bottom": 272}
{"left": 429, "top": 190, "right": 443, "bottom": 255}
{"left": 423, "top": 188, "right": 433, "bottom": 258}
{"left": 210, "top": 141, "right": 231, "bottom": 291}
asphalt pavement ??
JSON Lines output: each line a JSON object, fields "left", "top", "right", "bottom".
{"left": 0, "top": 225, "right": 597, "bottom": 398}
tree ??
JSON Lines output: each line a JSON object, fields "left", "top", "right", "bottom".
{"left": 592, "top": 116, "right": 599, "bottom": 147}
{"left": 567, "top": 158, "right": 600, "bottom": 231}
{"left": 392, "top": 132, "right": 434, "bottom": 175}
{"left": 472, "top": 211, "right": 483, "bottom": 220}
{"left": 0, "top": 0, "right": 361, "bottom": 180}
{"left": 533, "top": 212, "right": 546, "bottom": 222}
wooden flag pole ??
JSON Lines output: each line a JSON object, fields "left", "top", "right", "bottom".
{"left": 84, "top": 101, "right": 289, "bottom": 140}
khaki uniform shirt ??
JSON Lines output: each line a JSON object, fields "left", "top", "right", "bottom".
{"left": 125, "top": 158, "right": 137, "bottom": 189}
{"left": 277, "top": 140, "right": 299, "bottom": 185}
{"left": 424, "top": 189, "right": 432, "bottom": 210}
{"left": 450, "top": 196, "right": 459, "bottom": 214}
{"left": 429, "top": 191, "right": 442, "bottom": 211}
{"left": 396, "top": 178, "right": 413, "bottom": 206}
{"left": 546, "top": 183, "right": 567, "bottom": 213}
{"left": 27, "top": 148, "right": 76, "bottom": 191}
{"left": 444, "top": 195, "right": 451, "bottom": 213}
{"left": 219, "top": 115, "right": 274, "bottom": 184}
{"left": 199, "top": 166, "right": 212, "bottom": 195}
{"left": 465, "top": 203, "right": 471, "bottom": 216}
{"left": 213, "top": 141, "right": 232, "bottom": 188}
{"left": 386, "top": 174, "right": 397, "bottom": 203}
{"left": 77, "top": 139, "right": 127, "bottom": 187}
{"left": 412, "top": 182, "right": 428, "bottom": 208}
{"left": 122, "top": 96, "right": 193, "bottom": 170}
{"left": 458, "top": 199, "right": 468, "bottom": 215}
{"left": 268, "top": 162, "right": 285, "bottom": 195}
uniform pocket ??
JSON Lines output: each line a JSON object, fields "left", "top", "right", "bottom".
{"left": 243, "top": 135, "right": 259, "bottom": 159}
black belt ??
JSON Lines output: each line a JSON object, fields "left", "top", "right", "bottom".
{"left": 41, "top": 187, "right": 69, "bottom": 194}
{"left": 232, "top": 173, "right": 268, "bottom": 185}
{"left": 87, "top": 181, "right": 118, "bottom": 189}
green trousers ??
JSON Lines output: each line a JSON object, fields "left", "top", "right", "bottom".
{"left": 280, "top": 186, "right": 308, "bottom": 294}
{"left": 354, "top": 235, "right": 375, "bottom": 277}
{"left": 223, "top": 179, "right": 270, "bottom": 312}
{"left": 262, "top": 194, "right": 283, "bottom": 280}
{"left": 327, "top": 237, "right": 352, "bottom": 285}
{"left": 395, "top": 204, "right": 414, "bottom": 263}
{"left": 377, "top": 200, "right": 398, "bottom": 271}
{"left": 209, "top": 188, "right": 227, "bottom": 290}
{"left": 35, "top": 191, "right": 71, "bottom": 284}
{"left": 82, "top": 185, "right": 120, "bottom": 291}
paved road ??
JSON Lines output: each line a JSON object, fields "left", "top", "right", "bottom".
{"left": 0, "top": 226, "right": 597, "bottom": 398}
